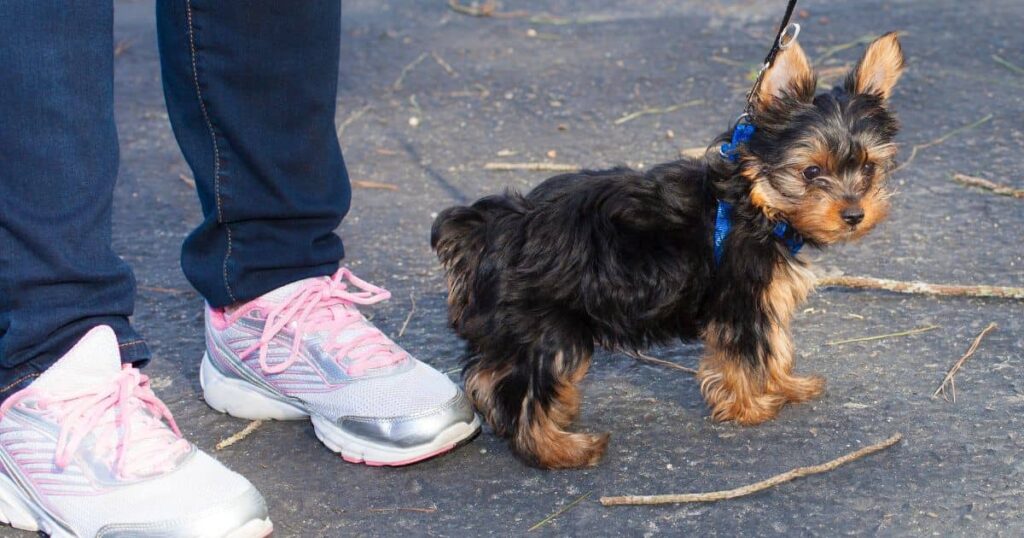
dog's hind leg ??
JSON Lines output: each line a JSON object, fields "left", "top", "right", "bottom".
{"left": 465, "top": 341, "right": 608, "bottom": 469}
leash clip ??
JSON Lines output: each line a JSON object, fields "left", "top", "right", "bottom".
{"left": 778, "top": 22, "right": 800, "bottom": 49}
{"left": 719, "top": 113, "right": 755, "bottom": 162}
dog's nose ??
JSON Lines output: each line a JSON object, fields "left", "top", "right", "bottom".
{"left": 841, "top": 206, "right": 865, "bottom": 226}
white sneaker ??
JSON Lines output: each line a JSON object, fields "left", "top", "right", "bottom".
{"left": 0, "top": 326, "right": 272, "bottom": 538}
{"left": 201, "top": 267, "right": 480, "bottom": 466}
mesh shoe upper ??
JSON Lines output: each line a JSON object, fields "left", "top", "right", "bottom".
{"left": 206, "top": 268, "right": 461, "bottom": 421}
{"left": 0, "top": 326, "right": 268, "bottom": 537}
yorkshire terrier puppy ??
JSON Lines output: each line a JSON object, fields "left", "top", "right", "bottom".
{"left": 431, "top": 34, "right": 904, "bottom": 469}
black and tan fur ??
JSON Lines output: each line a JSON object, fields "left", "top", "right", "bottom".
{"left": 431, "top": 34, "right": 905, "bottom": 468}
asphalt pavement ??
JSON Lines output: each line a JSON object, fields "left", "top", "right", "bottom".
{"left": 12, "top": 0, "right": 1023, "bottom": 536}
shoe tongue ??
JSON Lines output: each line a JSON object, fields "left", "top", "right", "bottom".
{"left": 32, "top": 325, "right": 123, "bottom": 394}
{"left": 258, "top": 276, "right": 326, "bottom": 304}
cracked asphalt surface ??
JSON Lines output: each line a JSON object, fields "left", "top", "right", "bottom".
{"left": 9, "top": 0, "right": 1023, "bottom": 536}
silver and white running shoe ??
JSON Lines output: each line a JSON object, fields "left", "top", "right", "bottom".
{"left": 201, "top": 267, "right": 479, "bottom": 466}
{"left": 0, "top": 326, "right": 272, "bottom": 538}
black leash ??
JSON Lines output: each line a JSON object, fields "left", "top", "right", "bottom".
{"left": 743, "top": 0, "right": 801, "bottom": 116}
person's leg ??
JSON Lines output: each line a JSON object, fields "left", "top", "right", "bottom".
{"left": 0, "top": 4, "right": 272, "bottom": 535}
{"left": 157, "top": 1, "right": 480, "bottom": 465}
{"left": 0, "top": 0, "right": 149, "bottom": 401}
{"left": 156, "top": 0, "right": 351, "bottom": 307}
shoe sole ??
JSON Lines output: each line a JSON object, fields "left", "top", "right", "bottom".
{"left": 0, "top": 471, "right": 272, "bottom": 538}
{"left": 201, "top": 353, "right": 480, "bottom": 466}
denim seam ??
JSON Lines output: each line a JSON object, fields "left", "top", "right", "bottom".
{"left": 185, "top": 0, "right": 237, "bottom": 304}
{"left": 117, "top": 340, "right": 145, "bottom": 349}
{"left": 0, "top": 373, "right": 39, "bottom": 394}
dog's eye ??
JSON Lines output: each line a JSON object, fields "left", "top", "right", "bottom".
{"left": 862, "top": 163, "right": 876, "bottom": 177}
{"left": 802, "top": 166, "right": 822, "bottom": 181}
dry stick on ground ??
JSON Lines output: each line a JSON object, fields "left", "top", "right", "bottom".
{"left": 366, "top": 506, "right": 437, "bottom": 514}
{"left": 215, "top": 420, "right": 264, "bottom": 451}
{"left": 601, "top": 433, "right": 903, "bottom": 506}
{"left": 446, "top": 0, "right": 530, "bottom": 18}
{"left": 894, "top": 114, "right": 993, "bottom": 172}
{"left": 528, "top": 492, "right": 592, "bottom": 532}
{"left": 352, "top": 180, "right": 400, "bottom": 191}
{"left": 952, "top": 173, "right": 1024, "bottom": 199}
{"left": 392, "top": 52, "right": 429, "bottom": 91}
{"left": 992, "top": 54, "right": 1024, "bottom": 76}
{"left": 138, "top": 285, "right": 190, "bottom": 295}
{"left": 336, "top": 105, "right": 371, "bottom": 138}
{"left": 484, "top": 162, "right": 580, "bottom": 172}
{"left": 680, "top": 146, "right": 708, "bottom": 159}
{"left": 826, "top": 324, "right": 939, "bottom": 346}
{"left": 933, "top": 322, "right": 998, "bottom": 402}
{"left": 816, "top": 276, "right": 1024, "bottom": 300}
{"left": 431, "top": 52, "right": 457, "bottom": 76}
{"left": 114, "top": 39, "right": 132, "bottom": 58}
{"left": 629, "top": 351, "right": 698, "bottom": 375}
{"left": 613, "top": 100, "right": 704, "bottom": 125}
{"left": 178, "top": 174, "right": 196, "bottom": 188}
{"left": 397, "top": 291, "right": 417, "bottom": 338}
{"left": 815, "top": 32, "right": 907, "bottom": 63}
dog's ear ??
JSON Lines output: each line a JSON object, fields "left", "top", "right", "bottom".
{"left": 845, "top": 32, "right": 904, "bottom": 100}
{"left": 754, "top": 40, "right": 815, "bottom": 112}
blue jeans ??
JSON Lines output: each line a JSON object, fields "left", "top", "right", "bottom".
{"left": 0, "top": 1, "right": 350, "bottom": 399}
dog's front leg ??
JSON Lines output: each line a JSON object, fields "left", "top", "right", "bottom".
{"left": 697, "top": 258, "right": 824, "bottom": 425}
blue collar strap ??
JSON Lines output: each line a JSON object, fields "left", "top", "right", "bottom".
{"left": 713, "top": 201, "right": 804, "bottom": 266}
{"left": 713, "top": 119, "right": 803, "bottom": 265}
{"left": 719, "top": 117, "right": 755, "bottom": 164}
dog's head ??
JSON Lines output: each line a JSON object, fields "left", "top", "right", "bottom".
{"left": 738, "top": 32, "right": 904, "bottom": 245}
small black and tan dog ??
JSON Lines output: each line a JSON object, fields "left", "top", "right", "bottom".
{"left": 431, "top": 34, "right": 904, "bottom": 468}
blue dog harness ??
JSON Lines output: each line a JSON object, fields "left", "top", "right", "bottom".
{"left": 713, "top": 118, "right": 804, "bottom": 266}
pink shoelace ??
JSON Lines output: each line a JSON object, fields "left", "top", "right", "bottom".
{"left": 232, "top": 268, "right": 406, "bottom": 377}
{"left": 0, "top": 367, "right": 190, "bottom": 479}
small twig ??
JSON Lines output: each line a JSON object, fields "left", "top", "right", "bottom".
{"left": 952, "top": 173, "right": 1024, "bottom": 199}
{"left": 484, "top": 162, "right": 580, "bottom": 172}
{"left": 613, "top": 100, "right": 704, "bottom": 125}
{"left": 528, "top": 492, "right": 591, "bottom": 532}
{"left": 600, "top": 434, "right": 902, "bottom": 506}
{"left": 398, "top": 291, "right": 417, "bottom": 338}
{"left": 629, "top": 351, "right": 697, "bottom": 375}
{"left": 336, "top": 105, "right": 371, "bottom": 138}
{"left": 817, "top": 275, "right": 1024, "bottom": 300}
{"left": 933, "top": 323, "right": 998, "bottom": 401}
{"left": 114, "top": 39, "right": 132, "bottom": 58}
{"left": 992, "top": 54, "right": 1024, "bottom": 76}
{"left": 446, "top": 0, "right": 529, "bottom": 18}
{"left": 431, "top": 52, "right": 457, "bottom": 77}
{"left": 352, "top": 180, "right": 400, "bottom": 191}
{"left": 895, "top": 114, "right": 993, "bottom": 172}
{"left": 710, "top": 55, "right": 747, "bottom": 67}
{"left": 826, "top": 324, "right": 939, "bottom": 346}
{"left": 393, "top": 52, "right": 429, "bottom": 91}
{"left": 138, "top": 285, "right": 190, "bottom": 295}
{"left": 178, "top": 174, "right": 196, "bottom": 188}
{"left": 528, "top": 14, "right": 617, "bottom": 25}
{"left": 367, "top": 506, "right": 437, "bottom": 514}
{"left": 815, "top": 32, "right": 907, "bottom": 63}
{"left": 679, "top": 146, "right": 708, "bottom": 159}
{"left": 216, "top": 420, "right": 264, "bottom": 450}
